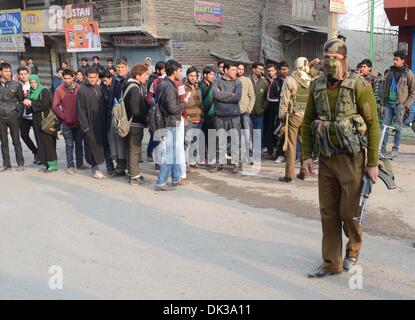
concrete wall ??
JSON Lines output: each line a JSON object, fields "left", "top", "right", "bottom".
{"left": 145, "top": 0, "right": 329, "bottom": 69}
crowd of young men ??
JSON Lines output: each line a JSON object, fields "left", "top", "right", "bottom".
{"left": 1, "top": 48, "right": 414, "bottom": 190}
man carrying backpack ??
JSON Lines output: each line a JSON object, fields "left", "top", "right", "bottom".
{"left": 122, "top": 64, "right": 149, "bottom": 185}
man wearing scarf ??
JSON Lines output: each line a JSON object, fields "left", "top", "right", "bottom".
{"left": 23, "top": 75, "right": 57, "bottom": 172}
{"left": 278, "top": 57, "right": 319, "bottom": 183}
{"left": 302, "top": 38, "right": 379, "bottom": 278}
{"left": 53, "top": 69, "right": 85, "bottom": 175}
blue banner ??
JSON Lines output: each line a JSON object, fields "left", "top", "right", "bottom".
{"left": 0, "top": 10, "right": 22, "bottom": 35}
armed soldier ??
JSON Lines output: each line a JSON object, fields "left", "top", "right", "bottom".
{"left": 302, "top": 38, "right": 380, "bottom": 278}
{"left": 278, "top": 57, "right": 320, "bottom": 183}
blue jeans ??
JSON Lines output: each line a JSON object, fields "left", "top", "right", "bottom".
{"left": 147, "top": 134, "right": 159, "bottom": 158}
{"left": 381, "top": 102, "right": 404, "bottom": 153}
{"left": 241, "top": 113, "right": 253, "bottom": 162}
{"left": 405, "top": 102, "right": 415, "bottom": 126}
{"left": 156, "top": 127, "right": 182, "bottom": 186}
{"left": 296, "top": 141, "right": 301, "bottom": 161}
{"left": 251, "top": 115, "right": 264, "bottom": 148}
{"left": 62, "top": 124, "right": 84, "bottom": 168}
{"left": 185, "top": 121, "right": 204, "bottom": 165}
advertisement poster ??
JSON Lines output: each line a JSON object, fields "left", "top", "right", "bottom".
{"left": 65, "top": 21, "right": 101, "bottom": 52}
{"left": 0, "top": 9, "right": 22, "bottom": 35}
{"left": 194, "top": 1, "right": 223, "bottom": 28}
{"left": 30, "top": 32, "right": 45, "bottom": 47}
{"left": 0, "top": 35, "right": 25, "bottom": 52}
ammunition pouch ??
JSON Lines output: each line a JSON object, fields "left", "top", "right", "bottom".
{"left": 311, "top": 114, "right": 367, "bottom": 157}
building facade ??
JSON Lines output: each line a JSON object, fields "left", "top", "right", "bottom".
{"left": 384, "top": 0, "right": 415, "bottom": 71}
{"left": 0, "top": 0, "right": 330, "bottom": 86}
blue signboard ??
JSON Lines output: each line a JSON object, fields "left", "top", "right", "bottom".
{"left": 0, "top": 10, "right": 22, "bottom": 35}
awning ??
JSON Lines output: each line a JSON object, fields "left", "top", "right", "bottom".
{"left": 208, "top": 49, "right": 253, "bottom": 64}
{"left": 280, "top": 24, "right": 327, "bottom": 35}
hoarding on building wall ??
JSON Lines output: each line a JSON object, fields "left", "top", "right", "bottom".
{"left": 329, "top": 0, "right": 346, "bottom": 14}
{"left": 65, "top": 22, "right": 101, "bottom": 52}
{"left": 194, "top": 1, "right": 223, "bottom": 28}
{"left": 64, "top": 4, "right": 93, "bottom": 25}
{"left": 0, "top": 9, "right": 22, "bottom": 35}
{"left": 113, "top": 35, "right": 159, "bottom": 47}
{"left": 22, "top": 10, "right": 42, "bottom": 33}
{"left": 0, "top": 35, "right": 25, "bottom": 52}
{"left": 22, "top": 8, "right": 64, "bottom": 32}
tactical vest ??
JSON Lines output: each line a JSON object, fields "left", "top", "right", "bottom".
{"left": 293, "top": 83, "right": 309, "bottom": 112}
{"left": 311, "top": 73, "right": 368, "bottom": 157}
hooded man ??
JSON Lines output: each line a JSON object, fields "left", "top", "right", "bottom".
{"left": 278, "top": 57, "right": 319, "bottom": 183}
{"left": 302, "top": 38, "right": 379, "bottom": 278}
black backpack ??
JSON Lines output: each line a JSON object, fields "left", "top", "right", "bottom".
{"left": 147, "top": 86, "right": 167, "bottom": 135}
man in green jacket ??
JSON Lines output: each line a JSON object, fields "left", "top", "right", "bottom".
{"left": 250, "top": 62, "right": 268, "bottom": 150}
{"left": 302, "top": 38, "right": 379, "bottom": 278}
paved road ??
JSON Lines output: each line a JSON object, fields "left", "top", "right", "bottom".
{"left": 0, "top": 138, "right": 414, "bottom": 299}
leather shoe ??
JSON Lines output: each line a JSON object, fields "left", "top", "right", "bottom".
{"left": 343, "top": 257, "right": 358, "bottom": 271}
{"left": 172, "top": 179, "right": 189, "bottom": 187}
{"left": 278, "top": 176, "right": 294, "bottom": 183}
{"left": 307, "top": 266, "right": 341, "bottom": 278}
{"left": 297, "top": 172, "right": 306, "bottom": 180}
{"left": 155, "top": 184, "right": 172, "bottom": 191}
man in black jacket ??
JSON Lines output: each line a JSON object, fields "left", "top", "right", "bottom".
{"left": 123, "top": 64, "right": 149, "bottom": 185}
{"left": 155, "top": 60, "right": 189, "bottom": 191}
{"left": 77, "top": 67, "right": 106, "bottom": 179}
{"left": 109, "top": 57, "right": 129, "bottom": 176}
{"left": 0, "top": 63, "right": 25, "bottom": 171}
{"left": 209, "top": 61, "right": 242, "bottom": 174}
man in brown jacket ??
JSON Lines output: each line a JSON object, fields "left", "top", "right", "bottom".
{"left": 184, "top": 66, "right": 204, "bottom": 168}
{"left": 380, "top": 50, "right": 415, "bottom": 157}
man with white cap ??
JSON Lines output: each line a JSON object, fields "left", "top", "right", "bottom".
{"left": 278, "top": 56, "right": 320, "bottom": 183}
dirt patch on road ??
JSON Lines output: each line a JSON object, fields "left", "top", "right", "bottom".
{"left": 189, "top": 170, "right": 415, "bottom": 240}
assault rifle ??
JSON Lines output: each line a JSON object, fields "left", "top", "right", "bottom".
{"left": 354, "top": 125, "right": 398, "bottom": 225}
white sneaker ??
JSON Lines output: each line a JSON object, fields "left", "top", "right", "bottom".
{"left": 275, "top": 156, "right": 285, "bottom": 163}
{"left": 93, "top": 171, "right": 106, "bottom": 179}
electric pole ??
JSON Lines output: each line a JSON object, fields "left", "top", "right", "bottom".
{"left": 369, "top": 0, "right": 375, "bottom": 61}
{"left": 328, "top": 12, "right": 338, "bottom": 39}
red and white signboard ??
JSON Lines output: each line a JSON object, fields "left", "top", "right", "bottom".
{"left": 330, "top": 0, "right": 346, "bottom": 14}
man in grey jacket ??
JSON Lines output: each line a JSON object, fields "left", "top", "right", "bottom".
{"left": 209, "top": 61, "right": 243, "bottom": 174}
{"left": 0, "top": 63, "right": 25, "bottom": 171}
{"left": 381, "top": 50, "right": 415, "bottom": 157}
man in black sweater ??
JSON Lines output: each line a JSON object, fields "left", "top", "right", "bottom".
{"left": 209, "top": 61, "right": 242, "bottom": 174}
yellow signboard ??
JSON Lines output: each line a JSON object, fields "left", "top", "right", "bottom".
{"left": 22, "top": 10, "right": 42, "bottom": 33}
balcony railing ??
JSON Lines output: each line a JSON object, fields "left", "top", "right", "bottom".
{"left": 93, "top": 0, "right": 142, "bottom": 29}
